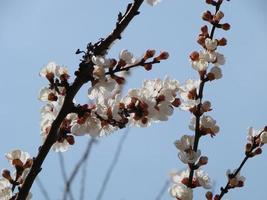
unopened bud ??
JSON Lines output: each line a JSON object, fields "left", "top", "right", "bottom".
{"left": 199, "top": 156, "right": 208, "bottom": 166}
{"left": 154, "top": 51, "right": 169, "bottom": 61}
{"left": 190, "top": 51, "right": 199, "bottom": 61}
{"left": 48, "top": 93, "right": 58, "bottom": 101}
{"left": 214, "top": 11, "right": 224, "bottom": 22}
{"left": 66, "top": 135, "right": 75, "bottom": 145}
{"left": 201, "top": 25, "right": 209, "bottom": 34}
{"left": 202, "top": 11, "right": 213, "bottom": 22}
{"left": 172, "top": 98, "right": 181, "bottom": 107}
{"left": 143, "top": 63, "right": 152, "bottom": 71}
{"left": 253, "top": 148, "right": 262, "bottom": 156}
{"left": 218, "top": 38, "right": 227, "bottom": 46}
{"left": 2, "top": 169, "right": 12, "bottom": 181}
{"left": 222, "top": 23, "right": 231, "bottom": 31}
{"left": 245, "top": 143, "right": 252, "bottom": 152}
{"left": 197, "top": 36, "right": 206, "bottom": 47}
{"left": 144, "top": 49, "right": 156, "bottom": 60}
{"left": 205, "top": 191, "right": 213, "bottom": 200}
{"left": 202, "top": 101, "right": 212, "bottom": 112}
{"left": 214, "top": 195, "right": 220, "bottom": 200}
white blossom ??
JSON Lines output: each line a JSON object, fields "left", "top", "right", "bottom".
{"left": 178, "top": 150, "right": 201, "bottom": 164}
{"left": 209, "top": 66, "right": 222, "bottom": 80}
{"left": 0, "top": 178, "right": 12, "bottom": 200}
{"left": 93, "top": 65, "right": 105, "bottom": 80}
{"left": 40, "top": 62, "right": 69, "bottom": 79}
{"left": 92, "top": 55, "right": 111, "bottom": 67}
{"left": 5, "top": 150, "right": 31, "bottom": 166}
{"left": 146, "top": 0, "right": 161, "bottom": 6}
{"left": 175, "top": 135, "right": 194, "bottom": 151}
{"left": 247, "top": 127, "right": 260, "bottom": 143}
{"left": 205, "top": 38, "right": 218, "bottom": 51}
{"left": 39, "top": 62, "right": 59, "bottom": 78}
{"left": 179, "top": 79, "right": 200, "bottom": 111}
{"left": 260, "top": 131, "right": 267, "bottom": 144}
{"left": 226, "top": 169, "right": 246, "bottom": 187}
{"left": 119, "top": 49, "right": 135, "bottom": 64}
{"left": 195, "top": 169, "right": 212, "bottom": 189}
{"left": 169, "top": 183, "right": 193, "bottom": 200}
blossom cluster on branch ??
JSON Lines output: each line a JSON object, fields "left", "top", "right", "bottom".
{"left": 0, "top": 0, "right": 266, "bottom": 200}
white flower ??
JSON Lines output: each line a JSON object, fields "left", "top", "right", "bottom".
{"left": 260, "top": 131, "right": 267, "bottom": 144}
{"left": 169, "top": 184, "right": 193, "bottom": 200}
{"left": 88, "top": 79, "right": 119, "bottom": 101}
{"left": 39, "top": 62, "right": 59, "bottom": 78}
{"left": 209, "top": 66, "right": 222, "bottom": 80}
{"left": 146, "top": 0, "right": 161, "bottom": 6}
{"left": 226, "top": 169, "right": 246, "bottom": 187}
{"left": 170, "top": 169, "right": 190, "bottom": 184}
{"left": 0, "top": 178, "right": 12, "bottom": 200}
{"left": 195, "top": 169, "right": 212, "bottom": 189}
{"left": 213, "top": 52, "right": 225, "bottom": 66}
{"left": 205, "top": 38, "right": 218, "bottom": 51}
{"left": 93, "top": 65, "right": 105, "bottom": 80}
{"left": 55, "top": 66, "right": 69, "bottom": 78}
{"left": 38, "top": 87, "right": 58, "bottom": 102}
{"left": 175, "top": 135, "right": 194, "bottom": 151}
{"left": 52, "top": 140, "right": 70, "bottom": 152}
{"left": 189, "top": 115, "right": 219, "bottom": 135}
{"left": 119, "top": 49, "right": 135, "bottom": 64}
{"left": 178, "top": 150, "right": 201, "bottom": 164}
{"left": 5, "top": 150, "right": 31, "bottom": 166}
{"left": 92, "top": 56, "right": 111, "bottom": 67}
{"left": 179, "top": 79, "right": 200, "bottom": 111}
{"left": 247, "top": 127, "right": 260, "bottom": 143}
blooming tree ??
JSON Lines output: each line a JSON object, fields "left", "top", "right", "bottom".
{"left": 0, "top": 0, "right": 266, "bottom": 200}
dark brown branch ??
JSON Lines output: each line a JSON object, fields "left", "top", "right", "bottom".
{"left": 188, "top": 0, "right": 224, "bottom": 187}
{"left": 16, "top": 1, "right": 144, "bottom": 199}
{"left": 63, "top": 138, "right": 96, "bottom": 200}
{"left": 217, "top": 132, "right": 264, "bottom": 199}
{"left": 96, "top": 128, "right": 130, "bottom": 200}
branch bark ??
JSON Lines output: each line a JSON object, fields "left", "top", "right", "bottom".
{"left": 16, "top": 1, "right": 144, "bottom": 199}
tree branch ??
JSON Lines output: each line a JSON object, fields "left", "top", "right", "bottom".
{"left": 62, "top": 138, "right": 96, "bottom": 200}
{"left": 16, "top": 1, "right": 144, "bottom": 199}
{"left": 96, "top": 128, "right": 130, "bottom": 200}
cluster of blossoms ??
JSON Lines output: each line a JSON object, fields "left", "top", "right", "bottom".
{"left": 39, "top": 49, "right": 180, "bottom": 152}
{"left": 0, "top": 150, "right": 32, "bottom": 200}
{"left": 168, "top": 0, "right": 231, "bottom": 199}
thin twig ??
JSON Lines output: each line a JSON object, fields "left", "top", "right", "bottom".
{"left": 217, "top": 131, "right": 264, "bottom": 199}
{"left": 16, "top": 1, "right": 144, "bottom": 199}
{"left": 79, "top": 154, "right": 89, "bottom": 200}
{"left": 188, "top": 0, "right": 224, "bottom": 187}
{"left": 155, "top": 180, "right": 170, "bottom": 200}
{"left": 96, "top": 128, "right": 130, "bottom": 200}
{"left": 35, "top": 177, "right": 51, "bottom": 200}
{"left": 63, "top": 138, "right": 96, "bottom": 200}
{"left": 58, "top": 153, "right": 74, "bottom": 200}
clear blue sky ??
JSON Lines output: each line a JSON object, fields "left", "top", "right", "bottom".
{"left": 0, "top": 0, "right": 267, "bottom": 199}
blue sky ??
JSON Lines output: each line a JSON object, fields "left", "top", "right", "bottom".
{"left": 0, "top": 0, "right": 267, "bottom": 199}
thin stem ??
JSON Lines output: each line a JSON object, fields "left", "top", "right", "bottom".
{"left": 79, "top": 155, "right": 89, "bottom": 200}
{"left": 96, "top": 128, "right": 130, "bottom": 200}
{"left": 58, "top": 153, "right": 74, "bottom": 200}
{"left": 16, "top": 1, "right": 144, "bottom": 199}
{"left": 155, "top": 180, "right": 170, "bottom": 200}
{"left": 63, "top": 138, "right": 95, "bottom": 200}
{"left": 217, "top": 131, "right": 264, "bottom": 199}
{"left": 188, "top": 0, "right": 224, "bottom": 187}
{"left": 36, "top": 177, "right": 51, "bottom": 200}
